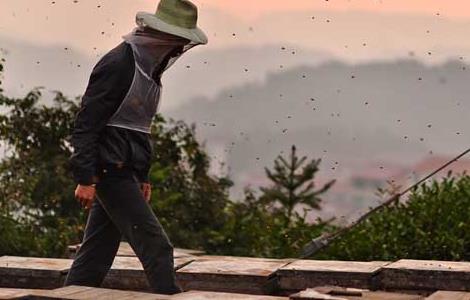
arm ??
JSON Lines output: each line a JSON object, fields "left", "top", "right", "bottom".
{"left": 70, "top": 42, "right": 134, "bottom": 185}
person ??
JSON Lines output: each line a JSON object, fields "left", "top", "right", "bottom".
{"left": 64, "top": 0, "right": 207, "bottom": 295}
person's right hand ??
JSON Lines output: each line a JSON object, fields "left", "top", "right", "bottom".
{"left": 75, "top": 184, "right": 96, "bottom": 210}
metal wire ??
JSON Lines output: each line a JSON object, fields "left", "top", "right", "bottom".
{"left": 300, "top": 147, "right": 470, "bottom": 259}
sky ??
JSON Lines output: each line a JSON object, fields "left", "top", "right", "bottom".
{"left": 3, "top": 0, "right": 470, "bottom": 103}
{"left": 2, "top": 0, "right": 470, "bottom": 57}
{"left": 2, "top": 0, "right": 470, "bottom": 98}
{"left": 200, "top": 0, "right": 470, "bottom": 19}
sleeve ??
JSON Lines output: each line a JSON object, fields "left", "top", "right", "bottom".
{"left": 70, "top": 43, "right": 134, "bottom": 185}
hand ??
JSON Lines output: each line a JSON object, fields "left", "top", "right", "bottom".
{"left": 141, "top": 182, "right": 151, "bottom": 203}
{"left": 75, "top": 184, "right": 96, "bottom": 210}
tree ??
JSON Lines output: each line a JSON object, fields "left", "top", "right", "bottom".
{"left": 147, "top": 116, "right": 234, "bottom": 252}
{"left": 259, "top": 145, "right": 335, "bottom": 227}
{"left": 0, "top": 86, "right": 84, "bottom": 256}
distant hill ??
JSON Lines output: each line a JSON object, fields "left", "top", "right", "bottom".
{"left": 166, "top": 59, "right": 470, "bottom": 200}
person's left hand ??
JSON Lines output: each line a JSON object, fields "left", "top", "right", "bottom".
{"left": 141, "top": 182, "right": 151, "bottom": 203}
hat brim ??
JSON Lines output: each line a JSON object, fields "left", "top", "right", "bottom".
{"left": 136, "top": 11, "right": 208, "bottom": 45}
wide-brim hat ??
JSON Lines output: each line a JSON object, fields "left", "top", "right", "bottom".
{"left": 136, "top": 0, "right": 208, "bottom": 45}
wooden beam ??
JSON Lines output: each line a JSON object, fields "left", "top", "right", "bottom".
{"left": 176, "top": 256, "right": 293, "bottom": 295}
{"left": 102, "top": 256, "right": 194, "bottom": 291}
{"left": 277, "top": 260, "right": 389, "bottom": 292}
{"left": 289, "top": 287, "right": 424, "bottom": 299}
{"left": 425, "top": 291, "right": 470, "bottom": 300}
{"left": 0, "top": 256, "right": 72, "bottom": 289}
{"left": 68, "top": 243, "right": 203, "bottom": 259}
{"left": 26, "top": 285, "right": 170, "bottom": 299}
{"left": 380, "top": 260, "right": 470, "bottom": 292}
{"left": 0, "top": 288, "right": 47, "bottom": 300}
{"left": 171, "top": 290, "right": 288, "bottom": 299}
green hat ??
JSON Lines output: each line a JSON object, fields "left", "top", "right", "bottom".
{"left": 136, "top": 0, "right": 208, "bottom": 45}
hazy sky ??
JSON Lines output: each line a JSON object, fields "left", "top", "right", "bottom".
{"left": 2, "top": 0, "right": 470, "bottom": 60}
{"left": 202, "top": 0, "right": 470, "bottom": 19}
{"left": 3, "top": 0, "right": 470, "bottom": 100}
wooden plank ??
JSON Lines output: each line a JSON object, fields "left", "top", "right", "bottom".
{"left": 0, "top": 256, "right": 72, "bottom": 289}
{"left": 356, "top": 292, "right": 423, "bottom": 300}
{"left": 178, "top": 256, "right": 293, "bottom": 276}
{"left": 115, "top": 242, "right": 135, "bottom": 257}
{"left": 289, "top": 289, "right": 348, "bottom": 300}
{"left": 170, "top": 290, "right": 287, "bottom": 299}
{"left": 277, "top": 260, "right": 389, "bottom": 291}
{"left": 174, "top": 249, "right": 205, "bottom": 256}
{"left": 27, "top": 285, "right": 170, "bottom": 300}
{"left": 68, "top": 242, "right": 201, "bottom": 259}
{"left": 380, "top": 260, "right": 470, "bottom": 292}
{"left": 289, "top": 288, "right": 424, "bottom": 300}
{"left": 102, "top": 256, "right": 194, "bottom": 291}
{"left": 426, "top": 291, "right": 470, "bottom": 300}
{"left": 0, "top": 288, "right": 47, "bottom": 300}
{"left": 176, "top": 256, "right": 293, "bottom": 295}
{"left": 36, "top": 286, "right": 94, "bottom": 297}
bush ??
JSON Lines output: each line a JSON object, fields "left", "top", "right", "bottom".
{"left": 316, "top": 174, "right": 470, "bottom": 261}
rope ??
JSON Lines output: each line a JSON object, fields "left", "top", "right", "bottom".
{"left": 300, "top": 147, "right": 470, "bottom": 259}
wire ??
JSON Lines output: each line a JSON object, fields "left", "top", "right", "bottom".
{"left": 300, "top": 147, "right": 470, "bottom": 259}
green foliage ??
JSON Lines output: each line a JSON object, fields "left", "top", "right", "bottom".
{"left": 0, "top": 84, "right": 85, "bottom": 257}
{"left": 211, "top": 187, "right": 330, "bottom": 258}
{"left": 147, "top": 116, "right": 234, "bottom": 252}
{"left": 208, "top": 146, "right": 334, "bottom": 258}
{"left": 259, "top": 145, "right": 335, "bottom": 227}
{"left": 316, "top": 174, "right": 470, "bottom": 261}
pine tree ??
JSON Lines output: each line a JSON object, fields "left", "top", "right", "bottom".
{"left": 259, "top": 145, "right": 335, "bottom": 227}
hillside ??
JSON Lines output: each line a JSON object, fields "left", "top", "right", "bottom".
{"left": 167, "top": 59, "right": 470, "bottom": 205}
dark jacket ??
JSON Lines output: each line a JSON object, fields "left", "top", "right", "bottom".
{"left": 70, "top": 42, "right": 154, "bottom": 185}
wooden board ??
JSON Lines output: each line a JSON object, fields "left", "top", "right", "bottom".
{"left": 111, "top": 243, "right": 199, "bottom": 258}
{"left": 355, "top": 293, "right": 423, "bottom": 300}
{"left": 277, "top": 260, "right": 389, "bottom": 291}
{"left": 426, "top": 291, "right": 470, "bottom": 300}
{"left": 102, "top": 256, "right": 194, "bottom": 291}
{"left": 68, "top": 242, "right": 202, "bottom": 259}
{"left": 176, "top": 256, "right": 292, "bottom": 295}
{"left": 0, "top": 288, "right": 47, "bottom": 300}
{"left": 0, "top": 256, "right": 72, "bottom": 289}
{"left": 170, "top": 290, "right": 287, "bottom": 299}
{"left": 380, "top": 260, "right": 470, "bottom": 292}
{"left": 27, "top": 285, "right": 170, "bottom": 300}
{"left": 289, "top": 288, "right": 424, "bottom": 300}
{"left": 289, "top": 289, "right": 349, "bottom": 300}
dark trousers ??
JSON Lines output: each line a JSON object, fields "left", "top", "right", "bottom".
{"left": 64, "top": 170, "right": 182, "bottom": 295}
